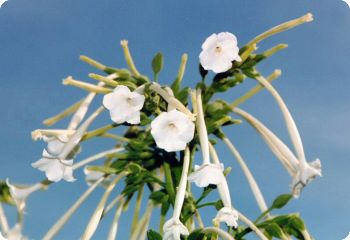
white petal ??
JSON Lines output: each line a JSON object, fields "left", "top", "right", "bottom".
{"left": 215, "top": 207, "right": 239, "bottom": 228}
{"left": 291, "top": 159, "right": 322, "bottom": 198}
{"left": 201, "top": 33, "right": 218, "bottom": 50}
{"left": 188, "top": 163, "right": 225, "bottom": 187}
{"left": 151, "top": 110, "right": 194, "bottom": 152}
{"left": 0, "top": 232, "right": 5, "bottom": 240}
{"left": 163, "top": 218, "right": 189, "bottom": 240}
{"left": 32, "top": 157, "right": 74, "bottom": 183}
{"left": 126, "top": 111, "right": 141, "bottom": 124}
{"left": 45, "top": 137, "right": 67, "bottom": 156}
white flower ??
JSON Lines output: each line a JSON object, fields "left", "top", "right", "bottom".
{"left": 214, "top": 207, "right": 239, "bottom": 228}
{"left": 292, "top": 159, "right": 322, "bottom": 198}
{"left": 188, "top": 163, "right": 225, "bottom": 188}
{"left": 199, "top": 32, "right": 241, "bottom": 73}
{"left": 0, "top": 231, "right": 6, "bottom": 240}
{"left": 151, "top": 109, "right": 195, "bottom": 152}
{"left": 103, "top": 85, "right": 145, "bottom": 124}
{"left": 84, "top": 167, "right": 113, "bottom": 187}
{"left": 32, "top": 151, "right": 75, "bottom": 182}
{"left": 163, "top": 218, "right": 189, "bottom": 240}
{"left": 31, "top": 135, "right": 78, "bottom": 182}
{"left": 6, "top": 180, "right": 43, "bottom": 211}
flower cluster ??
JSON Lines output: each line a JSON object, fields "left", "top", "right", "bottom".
{"left": 0, "top": 13, "right": 319, "bottom": 240}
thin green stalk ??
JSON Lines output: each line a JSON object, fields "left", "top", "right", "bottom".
{"left": 246, "top": 13, "right": 313, "bottom": 47}
{"left": 202, "top": 227, "right": 235, "bottom": 240}
{"left": 130, "top": 187, "right": 144, "bottom": 233}
{"left": 120, "top": 40, "right": 141, "bottom": 77}
{"left": 237, "top": 211, "right": 268, "bottom": 240}
{"left": 163, "top": 161, "right": 176, "bottom": 205}
{"left": 230, "top": 69, "right": 281, "bottom": 108}
{"left": 43, "top": 99, "right": 83, "bottom": 126}
{"left": 81, "top": 124, "right": 119, "bottom": 141}
{"left": 80, "top": 55, "right": 107, "bottom": 71}
{"left": 63, "top": 76, "right": 112, "bottom": 94}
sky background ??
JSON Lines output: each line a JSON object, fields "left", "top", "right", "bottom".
{"left": 0, "top": 0, "right": 349, "bottom": 239}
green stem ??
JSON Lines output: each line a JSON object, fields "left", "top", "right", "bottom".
{"left": 130, "top": 187, "right": 144, "bottom": 233}
{"left": 163, "top": 161, "right": 176, "bottom": 205}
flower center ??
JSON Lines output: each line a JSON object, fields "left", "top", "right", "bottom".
{"left": 168, "top": 122, "right": 177, "bottom": 130}
{"left": 215, "top": 45, "right": 222, "bottom": 53}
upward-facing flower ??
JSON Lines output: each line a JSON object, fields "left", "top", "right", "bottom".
{"left": 199, "top": 32, "right": 241, "bottom": 73}
{"left": 151, "top": 109, "right": 195, "bottom": 152}
{"left": 103, "top": 85, "right": 145, "bottom": 124}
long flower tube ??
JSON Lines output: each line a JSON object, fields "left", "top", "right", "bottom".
{"left": 219, "top": 138, "right": 269, "bottom": 214}
{"left": 0, "top": 203, "right": 9, "bottom": 234}
{"left": 43, "top": 177, "right": 105, "bottom": 240}
{"left": 233, "top": 107, "right": 321, "bottom": 197}
{"left": 254, "top": 75, "right": 306, "bottom": 164}
{"left": 236, "top": 211, "right": 268, "bottom": 240}
{"left": 107, "top": 198, "right": 125, "bottom": 240}
{"left": 162, "top": 147, "right": 190, "bottom": 240}
{"left": 188, "top": 89, "right": 226, "bottom": 187}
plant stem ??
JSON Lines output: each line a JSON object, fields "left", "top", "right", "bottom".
{"left": 62, "top": 76, "right": 112, "bottom": 94}
{"left": 80, "top": 55, "right": 107, "bottom": 71}
{"left": 43, "top": 99, "right": 83, "bottom": 126}
{"left": 230, "top": 69, "right": 281, "bottom": 108}
{"left": 130, "top": 187, "right": 144, "bottom": 233}
{"left": 81, "top": 124, "right": 119, "bottom": 141}
{"left": 0, "top": 203, "right": 9, "bottom": 234}
{"left": 163, "top": 161, "right": 176, "bottom": 205}
{"left": 107, "top": 198, "right": 125, "bottom": 240}
{"left": 202, "top": 227, "right": 235, "bottom": 240}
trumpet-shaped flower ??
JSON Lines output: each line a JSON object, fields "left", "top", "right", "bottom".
{"left": 6, "top": 180, "right": 43, "bottom": 211}
{"left": 32, "top": 151, "right": 75, "bottom": 182}
{"left": 103, "top": 85, "right": 145, "bottom": 124}
{"left": 188, "top": 163, "right": 225, "bottom": 188}
{"left": 199, "top": 32, "right": 241, "bottom": 73}
{"left": 31, "top": 135, "right": 78, "bottom": 182}
{"left": 163, "top": 218, "right": 189, "bottom": 240}
{"left": 214, "top": 206, "right": 239, "bottom": 228}
{"left": 292, "top": 159, "right": 322, "bottom": 198}
{"left": 151, "top": 109, "right": 195, "bottom": 152}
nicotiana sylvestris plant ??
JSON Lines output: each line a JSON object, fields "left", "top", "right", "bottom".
{"left": 0, "top": 12, "right": 320, "bottom": 240}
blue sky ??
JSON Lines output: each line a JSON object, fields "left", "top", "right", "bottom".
{"left": 0, "top": 0, "right": 349, "bottom": 239}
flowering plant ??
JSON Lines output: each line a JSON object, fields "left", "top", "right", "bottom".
{"left": 0, "top": 13, "right": 320, "bottom": 240}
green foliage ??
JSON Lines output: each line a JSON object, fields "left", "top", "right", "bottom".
{"left": 152, "top": 52, "right": 163, "bottom": 81}
{"left": 147, "top": 229, "right": 162, "bottom": 240}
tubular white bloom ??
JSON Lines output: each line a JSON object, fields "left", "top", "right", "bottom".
{"left": 32, "top": 152, "right": 75, "bottom": 182}
{"left": 214, "top": 207, "right": 239, "bottom": 228}
{"left": 151, "top": 109, "right": 195, "bottom": 152}
{"left": 103, "top": 85, "right": 145, "bottom": 124}
{"left": 6, "top": 180, "right": 43, "bottom": 211}
{"left": 163, "top": 218, "right": 189, "bottom": 240}
{"left": 292, "top": 159, "right": 322, "bottom": 198}
{"left": 84, "top": 167, "right": 113, "bottom": 188}
{"left": 199, "top": 32, "right": 241, "bottom": 73}
{"left": 233, "top": 107, "right": 322, "bottom": 197}
{"left": 187, "top": 163, "right": 226, "bottom": 188}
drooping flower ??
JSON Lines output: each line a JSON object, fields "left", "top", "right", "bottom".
{"left": 199, "top": 32, "right": 241, "bottom": 73}
{"left": 31, "top": 135, "right": 79, "bottom": 182}
{"left": 163, "top": 218, "right": 189, "bottom": 240}
{"left": 151, "top": 109, "right": 195, "bottom": 152}
{"left": 32, "top": 153, "right": 75, "bottom": 182}
{"left": 103, "top": 85, "right": 145, "bottom": 124}
{"left": 214, "top": 206, "right": 239, "bottom": 228}
{"left": 233, "top": 107, "right": 322, "bottom": 198}
{"left": 6, "top": 180, "right": 44, "bottom": 211}
{"left": 187, "top": 163, "right": 226, "bottom": 188}
{"left": 292, "top": 159, "right": 322, "bottom": 198}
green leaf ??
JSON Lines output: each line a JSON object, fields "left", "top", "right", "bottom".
{"left": 188, "top": 229, "right": 206, "bottom": 240}
{"left": 264, "top": 223, "right": 285, "bottom": 238}
{"left": 271, "top": 194, "right": 293, "bottom": 209}
{"left": 288, "top": 215, "right": 306, "bottom": 231}
{"left": 152, "top": 52, "right": 163, "bottom": 75}
{"left": 147, "top": 229, "right": 162, "bottom": 240}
